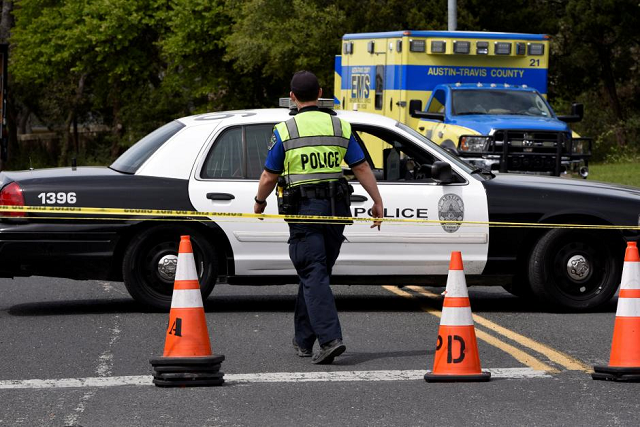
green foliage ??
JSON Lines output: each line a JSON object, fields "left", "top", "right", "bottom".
{"left": 4, "top": 0, "right": 640, "bottom": 170}
{"left": 225, "top": 0, "right": 347, "bottom": 98}
{"left": 589, "top": 162, "right": 640, "bottom": 187}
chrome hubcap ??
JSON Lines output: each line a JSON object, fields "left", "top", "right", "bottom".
{"left": 566, "top": 255, "right": 590, "bottom": 282}
{"left": 157, "top": 255, "right": 178, "bottom": 281}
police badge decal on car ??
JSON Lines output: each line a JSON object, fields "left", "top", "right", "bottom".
{"left": 438, "top": 194, "right": 464, "bottom": 233}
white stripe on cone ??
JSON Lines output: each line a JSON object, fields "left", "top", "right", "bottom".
{"left": 620, "top": 261, "right": 640, "bottom": 290}
{"left": 440, "top": 306, "right": 474, "bottom": 326}
{"left": 170, "top": 289, "right": 204, "bottom": 308}
{"left": 444, "top": 270, "right": 469, "bottom": 298}
{"left": 616, "top": 298, "right": 640, "bottom": 317}
{"left": 175, "top": 252, "right": 198, "bottom": 281}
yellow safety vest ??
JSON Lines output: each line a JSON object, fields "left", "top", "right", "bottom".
{"left": 275, "top": 111, "right": 351, "bottom": 187}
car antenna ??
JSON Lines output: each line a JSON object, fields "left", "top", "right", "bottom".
{"left": 72, "top": 157, "right": 77, "bottom": 171}
{"left": 29, "top": 157, "right": 33, "bottom": 171}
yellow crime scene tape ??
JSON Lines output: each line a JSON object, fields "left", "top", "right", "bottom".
{"left": 0, "top": 205, "right": 639, "bottom": 230}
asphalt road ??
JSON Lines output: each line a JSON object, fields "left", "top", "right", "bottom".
{"left": 0, "top": 276, "right": 638, "bottom": 426}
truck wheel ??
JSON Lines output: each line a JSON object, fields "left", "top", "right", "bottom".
{"left": 122, "top": 225, "right": 218, "bottom": 311}
{"left": 528, "top": 229, "right": 620, "bottom": 311}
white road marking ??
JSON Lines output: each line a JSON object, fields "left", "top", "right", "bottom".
{"left": 64, "top": 293, "right": 122, "bottom": 425}
{"left": 0, "top": 368, "right": 550, "bottom": 389}
{"left": 63, "top": 390, "right": 95, "bottom": 426}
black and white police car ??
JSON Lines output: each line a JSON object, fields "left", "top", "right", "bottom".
{"left": 1, "top": 102, "right": 637, "bottom": 311}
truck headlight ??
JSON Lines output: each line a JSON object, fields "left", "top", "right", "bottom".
{"left": 459, "top": 136, "right": 490, "bottom": 152}
{"left": 571, "top": 139, "right": 591, "bottom": 155}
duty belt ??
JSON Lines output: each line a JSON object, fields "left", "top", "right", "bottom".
{"left": 299, "top": 184, "right": 331, "bottom": 199}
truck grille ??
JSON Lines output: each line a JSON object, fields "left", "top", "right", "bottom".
{"left": 493, "top": 130, "right": 567, "bottom": 153}
{"left": 493, "top": 130, "right": 568, "bottom": 173}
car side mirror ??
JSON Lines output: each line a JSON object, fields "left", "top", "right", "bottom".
{"left": 558, "top": 103, "right": 584, "bottom": 123}
{"left": 411, "top": 111, "right": 445, "bottom": 121}
{"left": 431, "top": 161, "right": 453, "bottom": 184}
{"left": 409, "top": 99, "right": 423, "bottom": 118}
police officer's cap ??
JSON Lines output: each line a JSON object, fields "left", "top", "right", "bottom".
{"left": 291, "top": 71, "right": 320, "bottom": 102}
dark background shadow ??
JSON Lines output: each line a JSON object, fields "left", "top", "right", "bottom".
{"left": 6, "top": 287, "right": 619, "bottom": 317}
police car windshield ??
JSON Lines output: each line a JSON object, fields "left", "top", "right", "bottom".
{"left": 110, "top": 121, "right": 185, "bottom": 174}
{"left": 452, "top": 89, "right": 552, "bottom": 117}
{"left": 395, "top": 122, "right": 481, "bottom": 177}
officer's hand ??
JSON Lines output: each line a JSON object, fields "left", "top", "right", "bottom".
{"left": 254, "top": 201, "right": 267, "bottom": 219}
{"left": 371, "top": 201, "right": 383, "bottom": 230}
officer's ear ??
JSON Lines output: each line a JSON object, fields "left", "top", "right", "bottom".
{"left": 290, "top": 91, "right": 296, "bottom": 102}
{"left": 318, "top": 88, "right": 323, "bottom": 99}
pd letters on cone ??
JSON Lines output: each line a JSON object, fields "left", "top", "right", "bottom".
{"left": 424, "top": 251, "right": 490, "bottom": 382}
{"left": 593, "top": 241, "right": 640, "bottom": 382}
{"left": 150, "top": 235, "right": 225, "bottom": 387}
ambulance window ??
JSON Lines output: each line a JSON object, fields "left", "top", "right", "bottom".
{"left": 375, "top": 65, "right": 384, "bottom": 110}
{"left": 428, "top": 89, "right": 446, "bottom": 113}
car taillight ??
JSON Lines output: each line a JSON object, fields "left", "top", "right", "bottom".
{"left": 0, "top": 182, "right": 26, "bottom": 217}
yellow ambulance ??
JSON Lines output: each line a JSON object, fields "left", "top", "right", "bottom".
{"left": 334, "top": 31, "right": 590, "bottom": 177}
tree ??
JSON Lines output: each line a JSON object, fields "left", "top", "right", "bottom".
{"left": 11, "top": 0, "right": 170, "bottom": 163}
{"left": 0, "top": 0, "right": 12, "bottom": 172}
{"left": 553, "top": 0, "right": 640, "bottom": 148}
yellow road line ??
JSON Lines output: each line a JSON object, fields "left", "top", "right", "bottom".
{"left": 382, "top": 285, "right": 556, "bottom": 373}
{"left": 406, "top": 286, "right": 591, "bottom": 372}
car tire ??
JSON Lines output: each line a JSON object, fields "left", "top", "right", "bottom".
{"left": 122, "top": 225, "right": 218, "bottom": 311}
{"left": 528, "top": 229, "right": 621, "bottom": 311}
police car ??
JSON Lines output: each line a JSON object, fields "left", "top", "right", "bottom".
{"left": 0, "top": 102, "right": 637, "bottom": 311}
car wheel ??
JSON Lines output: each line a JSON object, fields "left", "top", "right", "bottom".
{"left": 122, "top": 225, "right": 218, "bottom": 311}
{"left": 528, "top": 229, "right": 621, "bottom": 311}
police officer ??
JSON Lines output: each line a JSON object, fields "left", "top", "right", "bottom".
{"left": 254, "top": 71, "right": 383, "bottom": 364}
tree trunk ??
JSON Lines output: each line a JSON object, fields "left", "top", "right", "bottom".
{"left": 597, "top": 45, "right": 626, "bottom": 147}
{"left": 110, "top": 93, "right": 122, "bottom": 159}
{"left": 0, "top": 0, "right": 12, "bottom": 171}
{"left": 60, "top": 74, "right": 87, "bottom": 166}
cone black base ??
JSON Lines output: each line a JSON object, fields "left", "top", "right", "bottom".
{"left": 592, "top": 365, "right": 640, "bottom": 382}
{"left": 153, "top": 364, "right": 222, "bottom": 373}
{"left": 150, "top": 355, "right": 225, "bottom": 387}
{"left": 153, "top": 377, "right": 225, "bottom": 387}
{"left": 150, "top": 355, "right": 225, "bottom": 366}
{"left": 424, "top": 371, "right": 491, "bottom": 383}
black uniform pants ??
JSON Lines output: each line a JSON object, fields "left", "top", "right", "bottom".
{"left": 288, "top": 197, "right": 349, "bottom": 349}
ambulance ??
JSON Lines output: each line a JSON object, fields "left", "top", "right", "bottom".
{"left": 334, "top": 30, "right": 591, "bottom": 177}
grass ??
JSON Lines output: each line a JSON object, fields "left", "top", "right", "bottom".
{"left": 587, "top": 162, "right": 640, "bottom": 187}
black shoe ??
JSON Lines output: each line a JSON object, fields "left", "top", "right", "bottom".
{"left": 312, "top": 339, "right": 346, "bottom": 364}
{"left": 292, "top": 338, "right": 312, "bottom": 357}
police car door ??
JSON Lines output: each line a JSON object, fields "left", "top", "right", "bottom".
{"left": 189, "top": 121, "right": 294, "bottom": 277}
{"left": 335, "top": 125, "right": 489, "bottom": 276}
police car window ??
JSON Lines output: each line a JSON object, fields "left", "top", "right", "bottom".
{"left": 246, "top": 125, "right": 272, "bottom": 179}
{"left": 201, "top": 127, "right": 244, "bottom": 179}
{"left": 395, "top": 122, "right": 475, "bottom": 177}
{"left": 353, "top": 128, "right": 441, "bottom": 182}
{"left": 201, "top": 124, "right": 273, "bottom": 180}
{"left": 110, "top": 120, "right": 185, "bottom": 174}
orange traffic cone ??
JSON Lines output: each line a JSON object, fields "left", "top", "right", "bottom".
{"left": 593, "top": 241, "right": 640, "bottom": 382}
{"left": 424, "top": 251, "right": 490, "bottom": 382}
{"left": 149, "top": 235, "right": 225, "bottom": 387}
